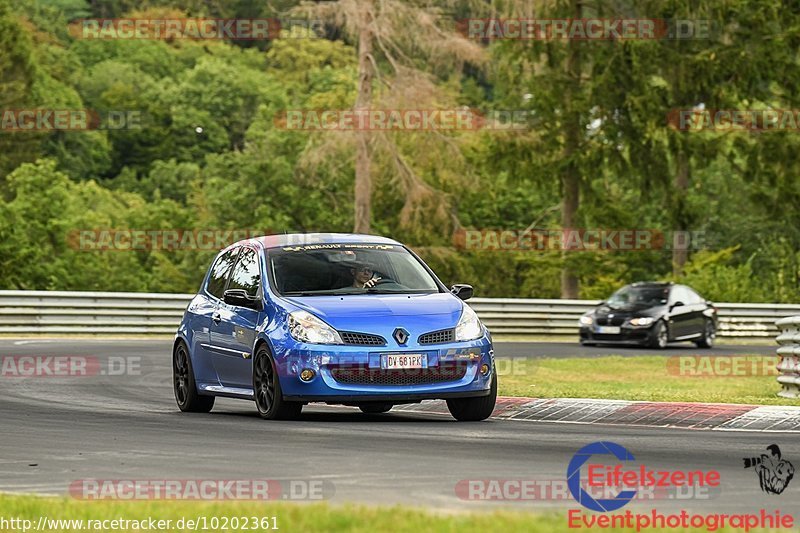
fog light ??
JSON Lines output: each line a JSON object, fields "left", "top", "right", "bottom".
{"left": 300, "top": 369, "right": 315, "bottom": 382}
{"left": 480, "top": 364, "right": 490, "bottom": 376}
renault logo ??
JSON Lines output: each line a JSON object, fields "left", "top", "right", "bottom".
{"left": 393, "top": 328, "right": 409, "bottom": 345}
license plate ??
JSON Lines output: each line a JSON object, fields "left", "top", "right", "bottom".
{"left": 382, "top": 354, "right": 426, "bottom": 369}
{"left": 596, "top": 326, "right": 621, "bottom": 334}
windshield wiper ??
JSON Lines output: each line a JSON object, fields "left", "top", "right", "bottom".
{"left": 282, "top": 291, "right": 337, "bottom": 296}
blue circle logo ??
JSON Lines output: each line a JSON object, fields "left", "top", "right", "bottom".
{"left": 567, "top": 441, "right": 637, "bottom": 512}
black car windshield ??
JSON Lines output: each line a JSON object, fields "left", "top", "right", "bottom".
{"left": 268, "top": 244, "right": 441, "bottom": 296}
{"left": 606, "top": 285, "right": 669, "bottom": 309}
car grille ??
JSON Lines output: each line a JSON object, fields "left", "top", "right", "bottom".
{"left": 595, "top": 316, "right": 626, "bottom": 326}
{"left": 418, "top": 328, "right": 455, "bottom": 345}
{"left": 340, "top": 332, "right": 387, "bottom": 346}
{"left": 330, "top": 363, "right": 468, "bottom": 386}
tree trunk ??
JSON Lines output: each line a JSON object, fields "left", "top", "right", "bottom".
{"left": 353, "top": 1, "right": 374, "bottom": 234}
{"left": 560, "top": 0, "right": 582, "bottom": 299}
{"left": 672, "top": 150, "right": 690, "bottom": 276}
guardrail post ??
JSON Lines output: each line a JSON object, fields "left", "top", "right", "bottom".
{"left": 776, "top": 316, "right": 800, "bottom": 398}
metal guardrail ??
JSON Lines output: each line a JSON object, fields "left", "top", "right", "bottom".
{"left": 1, "top": 290, "right": 800, "bottom": 339}
{"left": 776, "top": 316, "right": 800, "bottom": 398}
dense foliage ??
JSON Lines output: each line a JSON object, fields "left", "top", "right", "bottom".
{"left": 1, "top": 0, "right": 798, "bottom": 302}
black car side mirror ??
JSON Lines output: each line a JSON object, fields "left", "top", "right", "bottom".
{"left": 450, "top": 284, "right": 474, "bottom": 301}
{"left": 669, "top": 301, "right": 684, "bottom": 311}
{"left": 224, "top": 289, "right": 262, "bottom": 310}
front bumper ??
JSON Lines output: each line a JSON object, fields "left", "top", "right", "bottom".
{"left": 271, "top": 336, "right": 494, "bottom": 402}
{"left": 579, "top": 324, "right": 655, "bottom": 345}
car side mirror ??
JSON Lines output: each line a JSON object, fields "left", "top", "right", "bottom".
{"left": 670, "top": 301, "right": 684, "bottom": 311}
{"left": 450, "top": 284, "right": 474, "bottom": 301}
{"left": 224, "top": 289, "right": 262, "bottom": 310}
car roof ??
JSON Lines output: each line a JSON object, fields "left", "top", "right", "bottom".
{"left": 226, "top": 233, "right": 403, "bottom": 251}
{"left": 628, "top": 281, "right": 673, "bottom": 288}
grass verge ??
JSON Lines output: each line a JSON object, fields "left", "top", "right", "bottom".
{"left": 497, "top": 355, "right": 800, "bottom": 406}
{"left": 0, "top": 495, "right": 792, "bottom": 533}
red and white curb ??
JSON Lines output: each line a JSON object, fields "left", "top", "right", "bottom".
{"left": 392, "top": 397, "right": 800, "bottom": 432}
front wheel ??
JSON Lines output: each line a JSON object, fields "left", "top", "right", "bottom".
{"left": 253, "top": 346, "right": 302, "bottom": 420}
{"left": 446, "top": 372, "right": 497, "bottom": 422}
{"left": 694, "top": 320, "right": 716, "bottom": 348}
{"left": 648, "top": 321, "right": 669, "bottom": 349}
{"left": 173, "top": 341, "right": 214, "bottom": 413}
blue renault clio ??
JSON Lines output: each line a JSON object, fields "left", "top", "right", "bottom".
{"left": 173, "top": 233, "right": 496, "bottom": 421}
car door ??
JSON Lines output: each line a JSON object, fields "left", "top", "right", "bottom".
{"left": 193, "top": 247, "right": 239, "bottom": 386}
{"left": 683, "top": 286, "right": 707, "bottom": 337}
{"left": 209, "top": 246, "right": 262, "bottom": 388}
{"left": 667, "top": 285, "right": 694, "bottom": 339}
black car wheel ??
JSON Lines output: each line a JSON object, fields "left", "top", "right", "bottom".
{"left": 648, "top": 320, "right": 669, "bottom": 349}
{"left": 359, "top": 403, "right": 393, "bottom": 414}
{"left": 694, "top": 320, "right": 716, "bottom": 348}
{"left": 253, "top": 346, "right": 302, "bottom": 420}
{"left": 173, "top": 341, "right": 215, "bottom": 413}
{"left": 446, "top": 371, "right": 497, "bottom": 421}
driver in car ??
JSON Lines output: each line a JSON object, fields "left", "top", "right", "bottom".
{"left": 351, "top": 263, "right": 382, "bottom": 288}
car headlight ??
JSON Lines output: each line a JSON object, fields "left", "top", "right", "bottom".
{"left": 629, "top": 317, "right": 655, "bottom": 327}
{"left": 579, "top": 315, "right": 594, "bottom": 326}
{"left": 287, "top": 310, "right": 343, "bottom": 344}
{"left": 455, "top": 304, "right": 483, "bottom": 342}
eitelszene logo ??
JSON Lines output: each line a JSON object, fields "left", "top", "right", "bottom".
{"left": 743, "top": 444, "right": 795, "bottom": 495}
{"left": 567, "top": 441, "right": 637, "bottom": 512}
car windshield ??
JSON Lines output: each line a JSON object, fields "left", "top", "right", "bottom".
{"left": 268, "top": 243, "right": 441, "bottom": 296}
{"left": 606, "top": 285, "right": 669, "bottom": 309}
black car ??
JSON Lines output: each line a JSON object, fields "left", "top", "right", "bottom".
{"left": 578, "top": 282, "right": 717, "bottom": 349}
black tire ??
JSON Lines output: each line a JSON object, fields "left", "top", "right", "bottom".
{"left": 580, "top": 341, "right": 596, "bottom": 347}
{"left": 173, "top": 341, "right": 215, "bottom": 413}
{"left": 446, "top": 371, "right": 497, "bottom": 422}
{"left": 647, "top": 320, "right": 669, "bottom": 349}
{"left": 253, "top": 346, "right": 302, "bottom": 420}
{"left": 694, "top": 320, "right": 716, "bottom": 348}
{"left": 359, "top": 403, "right": 393, "bottom": 414}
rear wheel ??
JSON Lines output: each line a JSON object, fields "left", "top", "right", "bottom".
{"left": 359, "top": 403, "right": 393, "bottom": 414}
{"left": 253, "top": 346, "right": 302, "bottom": 420}
{"left": 446, "top": 372, "right": 497, "bottom": 422}
{"left": 173, "top": 341, "right": 214, "bottom": 413}
{"left": 694, "top": 320, "right": 715, "bottom": 348}
{"left": 648, "top": 321, "right": 669, "bottom": 349}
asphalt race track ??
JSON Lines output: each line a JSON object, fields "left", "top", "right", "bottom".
{"left": 0, "top": 339, "right": 794, "bottom": 519}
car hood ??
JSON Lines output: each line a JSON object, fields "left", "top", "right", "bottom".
{"left": 279, "top": 292, "right": 464, "bottom": 332}
{"left": 594, "top": 304, "right": 666, "bottom": 318}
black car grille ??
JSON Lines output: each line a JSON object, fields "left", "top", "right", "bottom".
{"left": 595, "top": 316, "right": 626, "bottom": 326}
{"left": 340, "top": 332, "right": 386, "bottom": 346}
{"left": 418, "top": 328, "right": 455, "bottom": 345}
{"left": 330, "top": 363, "right": 468, "bottom": 386}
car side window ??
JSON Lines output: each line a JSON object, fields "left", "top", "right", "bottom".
{"left": 684, "top": 287, "right": 703, "bottom": 304}
{"left": 228, "top": 247, "right": 261, "bottom": 298}
{"left": 206, "top": 247, "right": 239, "bottom": 299}
{"left": 671, "top": 286, "right": 689, "bottom": 305}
